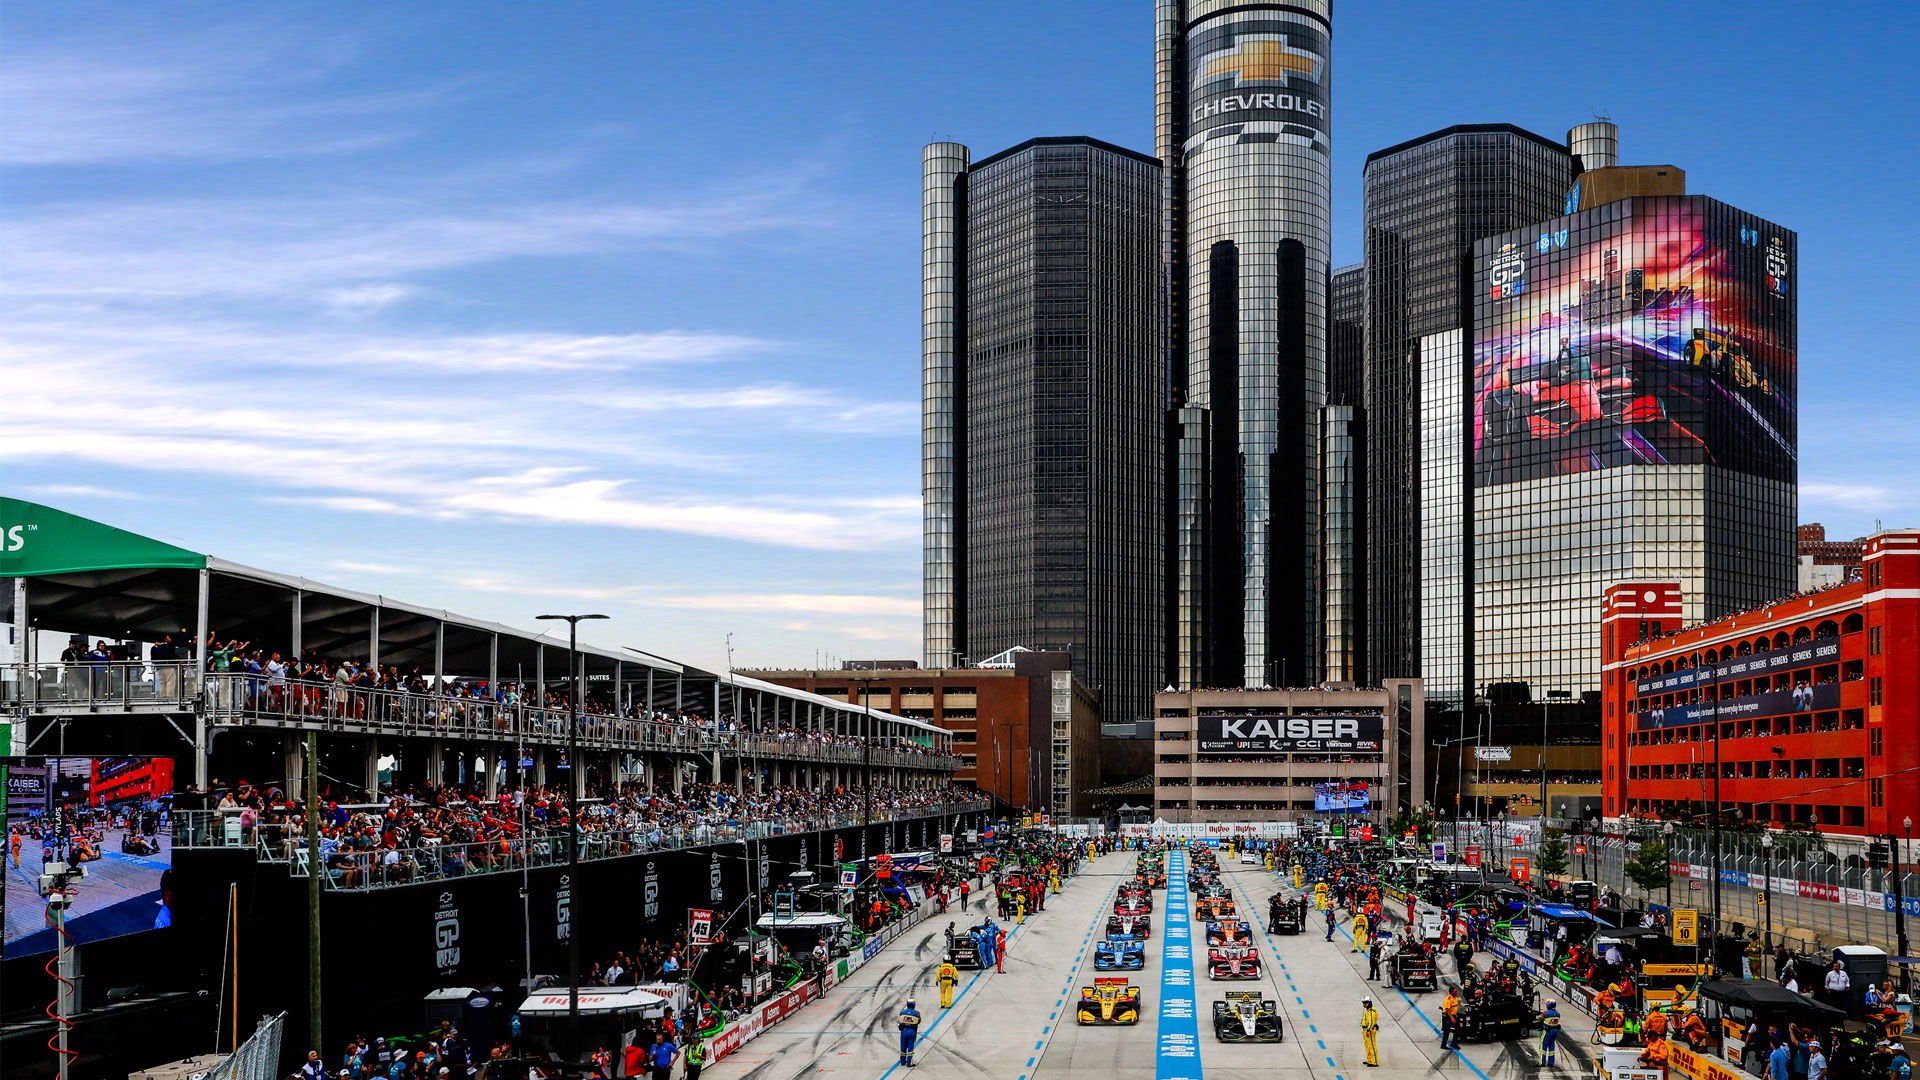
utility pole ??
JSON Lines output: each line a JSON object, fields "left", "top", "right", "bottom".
{"left": 536, "top": 612, "right": 608, "bottom": 1071}
{"left": 306, "top": 729, "right": 321, "bottom": 1054}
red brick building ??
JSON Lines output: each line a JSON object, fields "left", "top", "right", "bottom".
{"left": 1601, "top": 531, "right": 1920, "bottom": 837}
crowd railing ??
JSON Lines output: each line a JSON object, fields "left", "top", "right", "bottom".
{"left": 2, "top": 663, "right": 960, "bottom": 771}
{"left": 172, "top": 799, "right": 992, "bottom": 892}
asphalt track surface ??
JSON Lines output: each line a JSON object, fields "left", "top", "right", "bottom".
{"left": 701, "top": 852, "right": 1600, "bottom": 1079}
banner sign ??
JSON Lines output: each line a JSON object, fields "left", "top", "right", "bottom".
{"left": 1638, "top": 681, "right": 1841, "bottom": 730}
{"left": 940, "top": 833, "right": 954, "bottom": 853}
{"left": 1154, "top": 848, "right": 1203, "bottom": 1080}
{"left": 689, "top": 908, "right": 714, "bottom": 946}
{"left": 1635, "top": 638, "right": 1840, "bottom": 696}
{"left": 1474, "top": 746, "right": 1513, "bottom": 762}
{"left": 1195, "top": 713, "right": 1383, "bottom": 753}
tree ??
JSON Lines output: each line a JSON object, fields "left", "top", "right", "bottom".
{"left": 1624, "top": 839, "right": 1673, "bottom": 897}
{"left": 1537, "top": 836, "right": 1570, "bottom": 877}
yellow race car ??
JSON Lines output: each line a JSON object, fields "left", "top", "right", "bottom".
{"left": 1077, "top": 977, "right": 1143, "bottom": 1025}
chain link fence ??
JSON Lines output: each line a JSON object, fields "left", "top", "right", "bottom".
{"left": 206, "top": 1013, "right": 286, "bottom": 1080}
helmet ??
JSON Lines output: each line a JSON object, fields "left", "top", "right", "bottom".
{"left": 907, "top": 999, "right": 916, "bottom": 1007}
{"left": 1362, "top": 997, "right": 1372, "bottom": 1006}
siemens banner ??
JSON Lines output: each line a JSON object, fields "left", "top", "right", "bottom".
{"left": 1634, "top": 638, "right": 1839, "bottom": 696}
{"left": 1195, "top": 714, "right": 1384, "bottom": 754}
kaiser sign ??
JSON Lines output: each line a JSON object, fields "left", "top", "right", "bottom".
{"left": 1196, "top": 713, "right": 1383, "bottom": 754}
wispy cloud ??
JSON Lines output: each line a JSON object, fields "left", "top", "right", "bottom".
{"left": 1802, "top": 482, "right": 1905, "bottom": 512}
{"left": 26, "top": 483, "right": 150, "bottom": 501}
{"left": 1, "top": 14, "right": 459, "bottom": 165}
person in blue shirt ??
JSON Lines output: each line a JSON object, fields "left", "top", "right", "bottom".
{"left": 1539, "top": 1002, "right": 1561, "bottom": 1066}
{"left": 898, "top": 999, "right": 922, "bottom": 1066}
{"left": 646, "top": 1032, "right": 679, "bottom": 1080}
{"left": 1325, "top": 904, "right": 1337, "bottom": 941}
{"left": 1768, "top": 1037, "right": 1791, "bottom": 1080}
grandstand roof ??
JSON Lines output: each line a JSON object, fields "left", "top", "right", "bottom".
{"left": 1, "top": 498, "right": 941, "bottom": 735}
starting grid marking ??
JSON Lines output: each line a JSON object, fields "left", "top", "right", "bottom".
{"left": 1153, "top": 848, "right": 1203, "bottom": 1080}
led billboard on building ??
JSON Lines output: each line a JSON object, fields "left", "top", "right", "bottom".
{"left": 1195, "top": 713, "right": 1384, "bottom": 753}
{"left": 1473, "top": 197, "right": 1796, "bottom": 487}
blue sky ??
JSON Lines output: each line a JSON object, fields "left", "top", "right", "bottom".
{"left": 4, "top": 1, "right": 1913, "bottom": 672}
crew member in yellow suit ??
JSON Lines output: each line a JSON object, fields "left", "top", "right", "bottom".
{"left": 1352, "top": 910, "right": 1369, "bottom": 954}
{"left": 1361, "top": 996, "right": 1380, "bottom": 1067}
{"left": 1293, "top": 864, "right": 1303, "bottom": 888}
{"left": 1015, "top": 891, "right": 1027, "bottom": 925}
{"left": 1314, "top": 880, "right": 1328, "bottom": 910}
{"left": 936, "top": 958, "right": 959, "bottom": 1008}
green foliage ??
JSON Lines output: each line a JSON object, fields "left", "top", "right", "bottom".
{"left": 1624, "top": 839, "right": 1673, "bottom": 895}
{"left": 1536, "top": 836, "right": 1570, "bottom": 877}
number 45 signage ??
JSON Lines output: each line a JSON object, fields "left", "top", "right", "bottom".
{"left": 689, "top": 908, "right": 715, "bottom": 946}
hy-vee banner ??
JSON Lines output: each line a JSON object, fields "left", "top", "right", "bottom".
{"left": 1195, "top": 713, "right": 1384, "bottom": 754}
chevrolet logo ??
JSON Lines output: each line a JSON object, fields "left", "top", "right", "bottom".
{"left": 1200, "top": 35, "right": 1322, "bottom": 84}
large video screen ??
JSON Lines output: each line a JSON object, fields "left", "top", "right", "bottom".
{"left": 1473, "top": 197, "right": 1796, "bottom": 487}
{"left": 4, "top": 757, "right": 173, "bottom": 956}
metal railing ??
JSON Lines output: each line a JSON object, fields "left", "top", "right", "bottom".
{"left": 4, "top": 663, "right": 960, "bottom": 771}
{"left": 172, "top": 799, "right": 991, "bottom": 892}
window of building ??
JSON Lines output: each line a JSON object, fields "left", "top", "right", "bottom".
{"left": 1871, "top": 677, "right": 1884, "bottom": 706}
{"left": 1871, "top": 625, "right": 1883, "bottom": 655}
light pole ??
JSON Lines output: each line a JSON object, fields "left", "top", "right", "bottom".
{"left": 1901, "top": 818, "right": 1915, "bottom": 995}
{"left": 536, "top": 611, "right": 608, "bottom": 1072}
{"left": 1664, "top": 821, "right": 1675, "bottom": 910}
{"left": 1761, "top": 829, "right": 1773, "bottom": 951}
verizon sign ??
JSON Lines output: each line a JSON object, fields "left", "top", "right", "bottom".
{"left": 1195, "top": 713, "right": 1384, "bottom": 754}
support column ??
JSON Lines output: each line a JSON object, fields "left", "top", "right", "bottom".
{"left": 534, "top": 747, "right": 547, "bottom": 789}
{"left": 573, "top": 754, "right": 586, "bottom": 800}
{"left": 485, "top": 751, "right": 499, "bottom": 798}
{"left": 363, "top": 736, "right": 380, "bottom": 797}
{"left": 369, "top": 607, "right": 381, "bottom": 671}
{"left": 194, "top": 567, "right": 211, "bottom": 788}
{"left": 285, "top": 734, "right": 305, "bottom": 801}
{"left": 674, "top": 760, "right": 684, "bottom": 796}
{"left": 425, "top": 741, "right": 443, "bottom": 788}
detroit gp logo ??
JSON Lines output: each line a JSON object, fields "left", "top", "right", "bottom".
{"left": 434, "top": 892, "right": 462, "bottom": 974}
{"left": 1488, "top": 244, "right": 1527, "bottom": 299}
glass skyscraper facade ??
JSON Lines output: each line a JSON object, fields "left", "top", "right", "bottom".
{"left": 1472, "top": 195, "right": 1798, "bottom": 697}
{"left": 1160, "top": 0, "right": 1333, "bottom": 690}
{"left": 1360, "top": 124, "right": 1575, "bottom": 702}
{"left": 920, "top": 136, "right": 1165, "bottom": 729}
{"left": 1322, "top": 263, "right": 1365, "bottom": 682}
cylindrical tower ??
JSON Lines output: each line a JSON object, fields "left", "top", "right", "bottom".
{"left": 921, "top": 142, "right": 969, "bottom": 669}
{"left": 1164, "top": 0, "right": 1332, "bottom": 688}
{"left": 1568, "top": 120, "right": 1619, "bottom": 170}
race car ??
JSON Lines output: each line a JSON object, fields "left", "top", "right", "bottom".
{"left": 1115, "top": 889, "right": 1154, "bottom": 915}
{"left": 1212, "top": 991, "right": 1283, "bottom": 1042}
{"left": 1239, "top": 850, "right": 1261, "bottom": 865}
{"left": 1207, "top": 944, "right": 1261, "bottom": 980}
{"left": 1094, "top": 935, "right": 1146, "bottom": 970}
{"left": 1107, "top": 911, "right": 1153, "bottom": 939}
{"left": 1268, "top": 897, "right": 1304, "bottom": 935}
{"left": 1076, "top": 977, "right": 1143, "bottom": 1025}
{"left": 1195, "top": 896, "right": 1235, "bottom": 921}
{"left": 1205, "top": 919, "right": 1252, "bottom": 947}
{"left": 1454, "top": 990, "right": 1537, "bottom": 1042}
{"left": 1386, "top": 943, "right": 1438, "bottom": 992}
{"left": 949, "top": 935, "right": 985, "bottom": 970}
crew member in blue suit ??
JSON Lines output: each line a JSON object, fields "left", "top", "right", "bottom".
{"left": 898, "top": 999, "right": 922, "bottom": 1066}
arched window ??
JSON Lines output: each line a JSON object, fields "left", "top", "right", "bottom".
{"left": 1842, "top": 613, "right": 1865, "bottom": 634}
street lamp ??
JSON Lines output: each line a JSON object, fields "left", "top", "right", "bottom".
{"left": 1663, "top": 821, "right": 1676, "bottom": 910}
{"left": 536, "top": 611, "right": 608, "bottom": 1070}
{"left": 1761, "top": 829, "right": 1774, "bottom": 953}
{"left": 1902, "top": 817, "right": 1915, "bottom": 995}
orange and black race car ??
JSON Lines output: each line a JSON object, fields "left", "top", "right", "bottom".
{"left": 1076, "top": 977, "right": 1143, "bottom": 1025}
{"left": 1196, "top": 896, "right": 1235, "bottom": 921}
{"left": 1205, "top": 919, "right": 1252, "bottom": 947}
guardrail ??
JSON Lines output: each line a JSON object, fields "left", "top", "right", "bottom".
{"left": 3, "top": 663, "right": 960, "bottom": 771}
{"left": 172, "top": 800, "right": 992, "bottom": 892}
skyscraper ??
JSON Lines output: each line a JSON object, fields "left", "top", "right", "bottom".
{"left": 921, "top": 136, "right": 1165, "bottom": 729}
{"left": 1322, "top": 263, "right": 1365, "bottom": 682}
{"left": 1360, "top": 124, "right": 1576, "bottom": 702}
{"left": 1159, "top": 0, "right": 1333, "bottom": 690}
{"left": 1473, "top": 191, "right": 1798, "bottom": 696}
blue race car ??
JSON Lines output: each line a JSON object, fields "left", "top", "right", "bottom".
{"left": 1094, "top": 935, "right": 1147, "bottom": 970}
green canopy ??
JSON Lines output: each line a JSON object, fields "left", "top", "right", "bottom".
{"left": 0, "top": 498, "right": 206, "bottom": 578}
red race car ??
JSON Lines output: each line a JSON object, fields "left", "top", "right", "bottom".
{"left": 1208, "top": 944, "right": 1262, "bottom": 980}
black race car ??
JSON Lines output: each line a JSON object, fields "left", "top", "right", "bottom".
{"left": 949, "top": 936, "right": 984, "bottom": 970}
{"left": 1207, "top": 944, "right": 1261, "bottom": 980}
{"left": 1116, "top": 889, "right": 1154, "bottom": 915}
{"left": 1386, "top": 944, "right": 1437, "bottom": 992}
{"left": 1454, "top": 990, "right": 1537, "bottom": 1042}
{"left": 1268, "top": 897, "right": 1304, "bottom": 935}
{"left": 1211, "top": 992, "right": 1283, "bottom": 1042}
